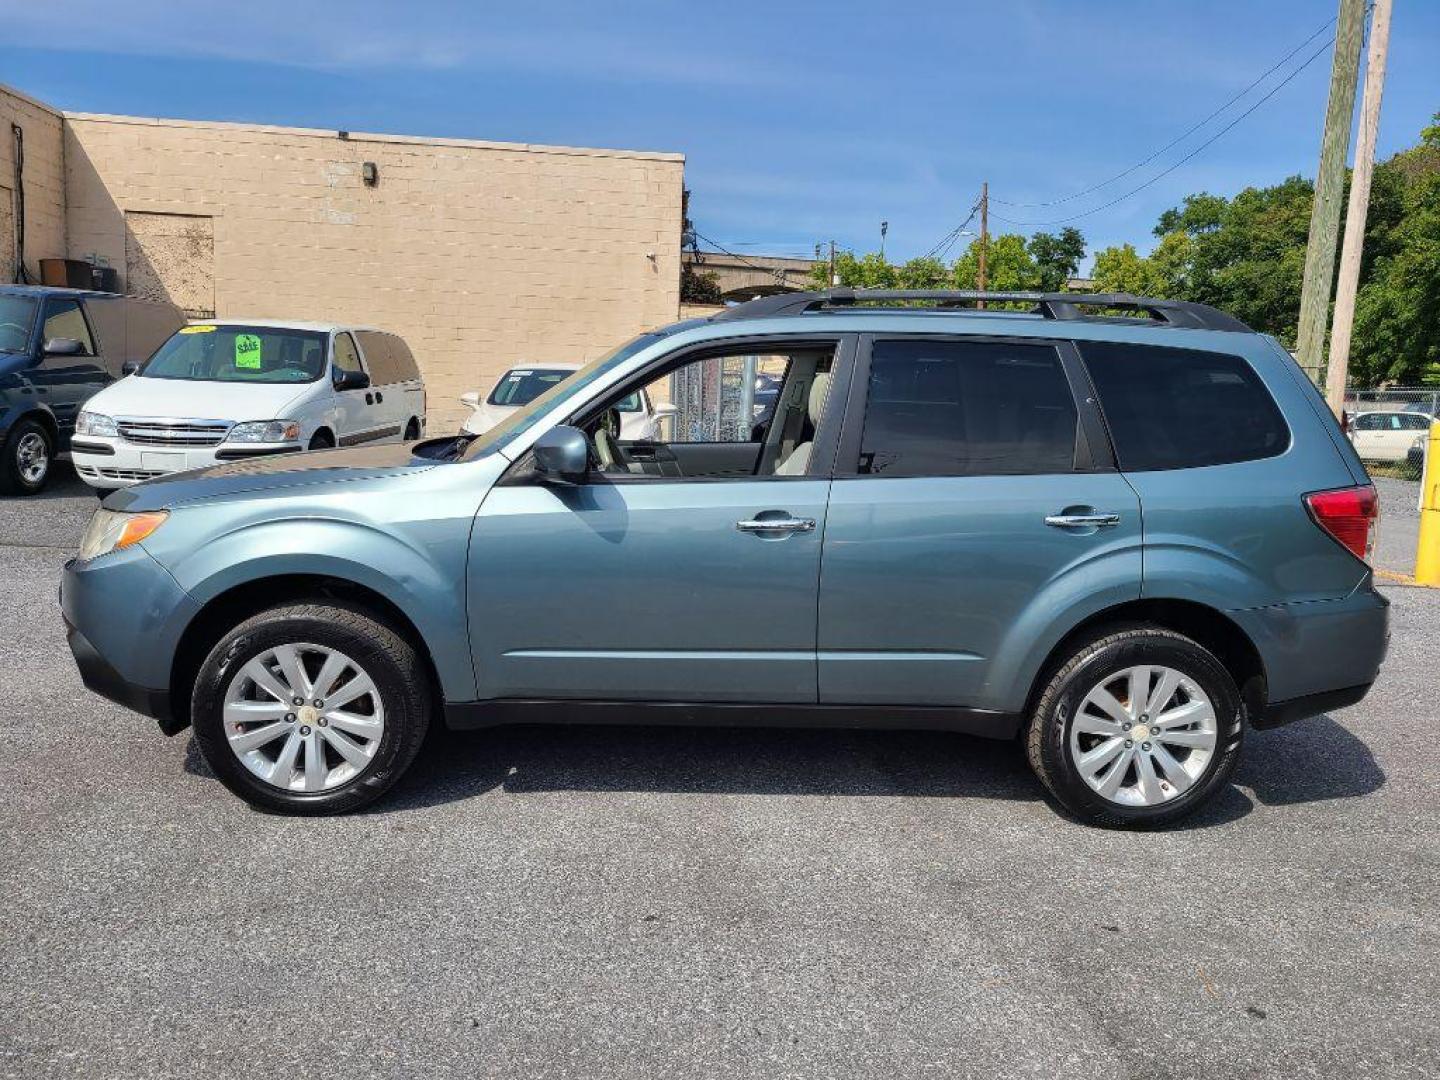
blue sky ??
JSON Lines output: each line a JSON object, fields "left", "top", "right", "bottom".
{"left": 3, "top": 0, "right": 1437, "bottom": 267}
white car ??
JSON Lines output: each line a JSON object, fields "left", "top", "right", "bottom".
{"left": 460, "top": 363, "right": 675, "bottom": 439}
{"left": 71, "top": 320, "right": 426, "bottom": 492}
{"left": 1348, "top": 409, "right": 1434, "bottom": 463}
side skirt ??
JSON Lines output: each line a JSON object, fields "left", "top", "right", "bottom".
{"left": 443, "top": 698, "right": 1022, "bottom": 740}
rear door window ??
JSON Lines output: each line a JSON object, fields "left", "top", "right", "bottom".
{"left": 1079, "top": 341, "right": 1288, "bottom": 471}
{"left": 857, "top": 339, "right": 1079, "bottom": 476}
{"left": 356, "top": 331, "right": 412, "bottom": 385}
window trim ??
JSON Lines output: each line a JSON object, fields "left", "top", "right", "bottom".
{"left": 501, "top": 332, "right": 859, "bottom": 486}
{"left": 39, "top": 297, "right": 99, "bottom": 358}
{"left": 831, "top": 333, "right": 1115, "bottom": 480}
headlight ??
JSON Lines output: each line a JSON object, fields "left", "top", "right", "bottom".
{"left": 76, "top": 411, "right": 119, "bottom": 438}
{"left": 77, "top": 509, "right": 169, "bottom": 562}
{"left": 225, "top": 420, "right": 300, "bottom": 443}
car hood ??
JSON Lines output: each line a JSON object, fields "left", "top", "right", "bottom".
{"left": 106, "top": 441, "right": 442, "bottom": 511}
{"left": 0, "top": 349, "right": 29, "bottom": 376}
{"left": 87, "top": 375, "right": 312, "bottom": 421}
{"left": 461, "top": 401, "right": 516, "bottom": 435}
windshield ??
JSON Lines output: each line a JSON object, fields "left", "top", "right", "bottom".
{"left": 0, "top": 296, "right": 37, "bottom": 353}
{"left": 489, "top": 368, "right": 575, "bottom": 406}
{"left": 463, "top": 332, "right": 663, "bottom": 459}
{"left": 141, "top": 325, "right": 329, "bottom": 383}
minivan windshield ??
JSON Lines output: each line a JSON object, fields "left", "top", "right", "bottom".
{"left": 463, "top": 332, "right": 663, "bottom": 459}
{"left": 141, "top": 325, "right": 329, "bottom": 384}
{"left": 0, "top": 295, "right": 37, "bottom": 353}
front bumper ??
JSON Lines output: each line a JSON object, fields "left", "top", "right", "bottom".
{"left": 72, "top": 438, "right": 302, "bottom": 488}
{"left": 60, "top": 545, "right": 200, "bottom": 733}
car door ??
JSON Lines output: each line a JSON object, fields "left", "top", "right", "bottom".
{"left": 30, "top": 298, "right": 107, "bottom": 441}
{"left": 467, "top": 335, "right": 854, "bottom": 704}
{"left": 354, "top": 331, "right": 407, "bottom": 442}
{"left": 817, "top": 334, "right": 1142, "bottom": 709}
{"left": 330, "top": 331, "right": 377, "bottom": 444}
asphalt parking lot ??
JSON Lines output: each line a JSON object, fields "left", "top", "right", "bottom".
{"left": 2, "top": 467, "right": 1437, "bottom": 1079}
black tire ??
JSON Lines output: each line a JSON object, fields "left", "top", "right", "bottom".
{"left": 93, "top": 487, "right": 111, "bottom": 500}
{"left": 1025, "top": 625, "right": 1244, "bottom": 829}
{"left": 191, "top": 601, "right": 431, "bottom": 814}
{"left": 403, "top": 418, "right": 420, "bottom": 440}
{"left": 0, "top": 418, "right": 54, "bottom": 495}
{"left": 308, "top": 430, "right": 335, "bottom": 451}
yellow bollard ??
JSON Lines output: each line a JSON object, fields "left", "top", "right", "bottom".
{"left": 1417, "top": 420, "right": 1440, "bottom": 585}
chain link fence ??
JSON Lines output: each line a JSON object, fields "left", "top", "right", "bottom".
{"left": 1343, "top": 386, "right": 1437, "bottom": 481}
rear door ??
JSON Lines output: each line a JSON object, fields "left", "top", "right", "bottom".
{"left": 354, "top": 331, "right": 407, "bottom": 442}
{"left": 817, "top": 334, "right": 1142, "bottom": 709}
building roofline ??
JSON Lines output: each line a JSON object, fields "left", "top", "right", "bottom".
{"left": 0, "top": 81, "right": 64, "bottom": 118}
{"left": 59, "top": 108, "right": 684, "bottom": 164}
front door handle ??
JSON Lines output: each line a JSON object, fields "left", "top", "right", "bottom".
{"left": 736, "top": 517, "right": 816, "bottom": 534}
{"left": 1045, "top": 512, "right": 1121, "bottom": 529}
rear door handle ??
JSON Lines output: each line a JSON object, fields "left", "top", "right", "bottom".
{"left": 736, "top": 517, "right": 816, "bottom": 534}
{"left": 1045, "top": 512, "right": 1121, "bottom": 529}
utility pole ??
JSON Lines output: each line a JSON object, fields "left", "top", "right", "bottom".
{"left": 879, "top": 221, "right": 888, "bottom": 261}
{"left": 1326, "top": 0, "right": 1391, "bottom": 417}
{"left": 977, "top": 181, "right": 989, "bottom": 309}
{"left": 1294, "top": 0, "right": 1367, "bottom": 384}
{"left": 828, "top": 240, "right": 838, "bottom": 287}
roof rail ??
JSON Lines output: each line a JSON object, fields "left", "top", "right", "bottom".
{"left": 711, "top": 288, "right": 1251, "bottom": 332}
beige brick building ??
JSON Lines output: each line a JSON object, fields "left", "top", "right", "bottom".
{"left": 2, "top": 82, "right": 684, "bottom": 427}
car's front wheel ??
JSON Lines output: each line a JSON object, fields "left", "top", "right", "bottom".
{"left": 0, "top": 418, "right": 54, "bottom": 495}
{"left": 1026, "top": 626, "right": 1244, "bottom": 828}
{"left": 191, "top": 602, "right": 431, "bottom": 814}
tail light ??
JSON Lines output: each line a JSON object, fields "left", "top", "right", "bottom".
{"left": 1304, "top": 484, "right": 1379, "bottom": 564}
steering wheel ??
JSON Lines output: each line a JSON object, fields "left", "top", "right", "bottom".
{"left": 591, "top": 407, "right": 630, "bottom": 473}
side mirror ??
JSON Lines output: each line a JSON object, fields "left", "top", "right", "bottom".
{"left": 333, "top": 367, "right": 370, "bottom": 391}
{"left": 459, "top": 391, "right": 481, "bottom": 410}
{"left": 532, "top": 425, "right": 590, "bottom": 484}
{"left": 120, "top": 360, "right": 140, "bottom": 376}
{"left": 652, "top": 402, "right": 678, "bottom": 418}
{"left": 44, "top": 337, "right": 83, "bottom": 357}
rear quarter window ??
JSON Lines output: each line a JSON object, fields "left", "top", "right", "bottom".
{"left": 1079, "top": 341, "right": 1289, "bottom": 471}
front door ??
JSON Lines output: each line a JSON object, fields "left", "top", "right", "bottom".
{"left": 817, "top": 335, "right": 1142, "bottom": 709}
{"left": 329, "top": 332, "right": 376, "bottom": 445}
{"left": 468, "top": 337, "right": 850, "bottom": 703}
{"left": 31, "top": 298, "right": 107, "bottom": 440}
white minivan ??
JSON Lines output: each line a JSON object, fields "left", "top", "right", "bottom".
{"left": 71, "top": 320, "right": 426, "bottom": 492}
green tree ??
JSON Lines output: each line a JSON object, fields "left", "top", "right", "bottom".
{"left": 1027, "top": 227, "right": 1087, "bottom": 291}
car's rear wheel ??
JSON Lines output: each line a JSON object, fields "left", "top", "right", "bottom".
{"left": 403, "top": 418, "right": 420, "bottom": 440}
{"left": 0, "top": 419, "right": 54, "bottom": 495}
{"left": 1026, "top": 626, "right": 1244, "bottom": 828}
{"left": 191, "top": 602, "right": 430, "bottom": 814}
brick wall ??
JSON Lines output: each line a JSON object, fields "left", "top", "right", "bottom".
{"left": 0, "top": 84, "right": 66, "bottom": 283}
{"left": 62, "top": 111, "right": 684, "bottom": 427}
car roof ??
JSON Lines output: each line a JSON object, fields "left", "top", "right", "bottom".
{"left": 0, "top": 284, "right": 121, "bottom": 300}
{"left": 191, "top": 317, "right": 385, "bottom": 334}
{"left": 499, "top": 362, "right": 581, "bottom": 372}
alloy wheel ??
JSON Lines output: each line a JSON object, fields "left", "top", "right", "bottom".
{"left": 223, "top": 643, "right": 386, "bottom": 793}
{"left": 16, "top": 432, "right": 49, "bottom": 484}
{"left": 1069, "top": 664, "right": 1218, "bottom": 807}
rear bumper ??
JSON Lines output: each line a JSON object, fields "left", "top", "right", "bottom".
{"left": 1231, "top": 583, "right": 1390, "bottom": 721}
{"left": 1255, "top": 682, "right": 1373, "bottom": 730}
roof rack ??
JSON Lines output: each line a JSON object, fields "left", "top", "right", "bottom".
{"left": 711, "top": 288, "right": 1251, "bottom": 332}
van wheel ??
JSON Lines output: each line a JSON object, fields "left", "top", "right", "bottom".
{"left": 308, "top": 430, "right": 334, "bottom": 451}
{"left": 404, "top": 418, "right": 419, "bottom": 440}
{"left": 190, "top": 602, "right": 431, "bottom": 814}
{"left": 0, "top": 419, "right": 54, "bottom": 495}
{"left": 1025, "top": 626, "right": 1244, "bottom": 829}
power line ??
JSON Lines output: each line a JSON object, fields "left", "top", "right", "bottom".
{"left": 990, "top": 33, "right": 1335, "bottom": 229}
{"left": 993, "top": 14, "right": 1338, "bottom": 210}
{"left": 921, "top": 194, "right": 983, "bottom": 261}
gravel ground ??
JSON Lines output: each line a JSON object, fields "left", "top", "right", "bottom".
{"left": 2, "top": 466, "right": 1437, "bottom": 1079}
